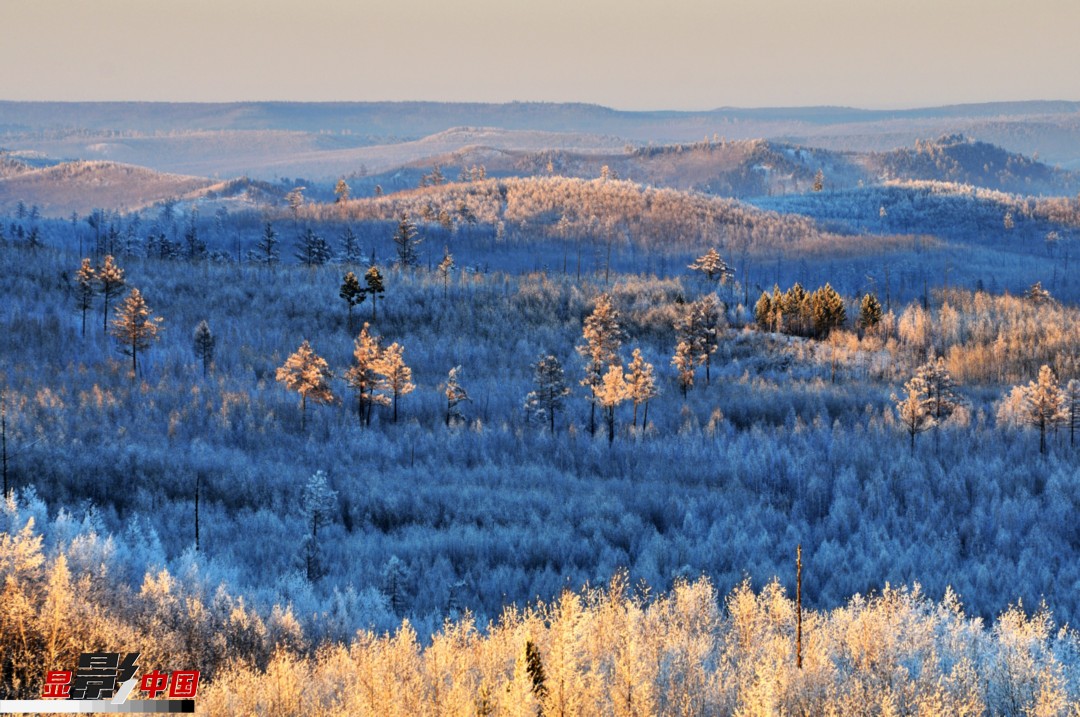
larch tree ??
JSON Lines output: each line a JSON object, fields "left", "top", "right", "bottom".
{"left": 688, "top": 247, "right": 732, "bottom": 284}
{"left": 339, "top": 271, "right": 366, "bottom": 333}
{"left": 525, "top": 354, "right": 571, "bottom": 434}
{"left": 1000, "top": 365, "right": 1067, "bottom": 454}
{"left": 344, "top": 324, "right": 387, "bottom": 426}
{"left": 97, "top": 254, "right": 125, "bottom": 332}
{"left": 594, "top": 364, "right": 630, "bottom": 443}
{"left": 374, "top": 342, "right": 414, "bottom": 424}
{"left": 393, "top": 213, "right": 421, "bottom": 268}
{"left": 74, "top": 258, "right": 96, "bottom": 338}
{"left": 110, "top": 287, "right": 163, "bottom": 377}
{"left": 893, "top": 375, "right": 935, "bottom": 453}
{"left": 626, "top": 348, "right": 658, "bottom": 429}
{"left": 192, "top": 320, "right": 215, "bottom": 377}
{"left": 365, "top": 266, "right": 385, "bottom": 321}
{"left": 442, "top": 365, "right": 470, "bottom": 426}
{"left": 276, "top": 340, "right": 335, "bottom": 432}
{"left": 334, "top": 178, "right": 351, "bottom": 208}
{"left": 301, "top": 470, "right": 337, "bottom": 582}
{"left": 577, "top": 294, "right": 624, "bottom": 435}
{"left": 286, "top": 186, "right": 306, "bottom": 226}
{"left": 672, "top": 340, "right": 696, "bottom": 398}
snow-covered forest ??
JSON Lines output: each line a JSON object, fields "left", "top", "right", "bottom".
{"left": 2, "top": 169, "right": 1080, "bottom": 712}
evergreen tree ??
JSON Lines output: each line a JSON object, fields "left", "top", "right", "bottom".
{"left": 393, "top": 213, "right": 421, "bottom": 268}
{"left": 334, "top": 178, "right": 351, "bottom": 206}
{"left": 754, "top": 292, "right": 773, "bottom": 331}
{"left": 275, "top": 340, "right": 335, "bottom": 432}
{"left": 437, "top": 246, "right": 455, "bottom": 298}
{"left": 339, "top": 272, "right": 366, "bottom": 332}
{"left": 577, "top": 294, "right": 624, "bottom": 435}
{"left": 893, "top": 376, "right": 934, "bottom": 453}
{"left": 74, "top": 258, "right": 96, "bottom": 338}
{"left": 374, "top": 342, "right": 414, "bottom": 423}
{"left": 915, "top": 354, "right": 961, "bottom": 422}
{"left": 1066, "top": 379, "right": 1080, "bottom": 448}
{"left": 302, "top": 470, "right": 337, "bottom": 581}
{"left": 96, "top": 254, "right": 125, "bottom": 332}
{"left": 626, "top": 348, "right": 658, "bottom": 429}
{"left": 110, "top": 288, "right": 163, "bottom": 377}
{"left": 811, "top": 284, "right": 846, "bottom": 339}
{"left": 1000, "top": 365, "right": 1067, "bottom": 454}
{"left": 1025, "top": 281, "right": 1052, "bottom": 304}
{"left": 783, "top": 283, "right": 811, "bottom": 336}
{"left": 858, "top": 293, "right": 883, "bottom": 334}
{"left": 525, "top": 355, "right": 571, "bottom": 434}
{"left": 192, "top": 320, "right": 215, "bottom": 377}
{"left": 344, "top": 324, "right": 388, "bottom": 426}
{"left": 339, "top": 226, "right": 362, "bottom": 265}
{"left": 365, "top": 266, "right": 385, "bottom": 321}
{"left": 687, "top": 247, "right": 732, "bottom": 283}
{"left": 693, "top": 295, "right": 723, "bottom": 385}
{"left": 812, "top": 168, "right": 824, "bottom": 192}
{"left": 443, "top": 366, "right": 470, "bottom": 426}
{"left": 295, "top": 228, "right": 332, "bottom": 267}
{"left": 252, "top": 222, "right": 280, "bottom": 266}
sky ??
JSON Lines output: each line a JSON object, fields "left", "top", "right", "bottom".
{"left": 2, "top": 0, "right": 1079, "bottom": 110}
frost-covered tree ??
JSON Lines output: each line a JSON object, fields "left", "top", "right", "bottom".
{"left": 302, "top": 470, "right": 337, "bottom": 581}
{"left": 276, "top": 340, "right": 335, "bottom": 432}
{"left": 858, "top": 293, "right": 883, "bottom": 334}
{"left": 295, "top": 228, "right": 332, "bottom": 267}
{"left": 999, "top": 365, "right": 1067, "bottom": 454}
{"left": 754, "top": 292, "right": 773, "bottom": 331}
{"left": 672, "top": 340, "right": 696, "bottom": 398}
{"left": 74, "top": 258, "right": 96, "bottom": 338}
{"left": 437, "top": 246, "right": 455, "bottom": 298}
{"left": 577, "top": 294, "right": 624, "bottom": 435}
{"left": 393, "top": 214, "right": 421, "bottom": 268}
{"left": 338, "top": 226, "right": 362, "bottom": 265}
{"left": 252, "top": 221, "right": 280, "bottom": 266}
{"left": 442, "top": 366, "right": 470, "bottom": 427}
{"left": 96, "top": 254, "right": 125, "bottom": 332}
{"left": 365, "top": 266, "right": 385, "bottom": 321}
{"left": 334, "top": 179, "right": 351, "bottom": 206}
{"left": 626, "top": 348, "right": 658, "bottom": 429}
{"left": 344, "top": 324, "right": 387, "bottom": 426}
{"left": 110, "top": 288, "right": 163, "bottom": 377}
{"left": 783, "top": 283, "right": 811, "bottom": 336}
{"left": 812, "top": 168, "right": 824, "bottom": 192}
{"left": 811, "top": 283, "right": 846, "bottom": 338}
{"left": 915, "top": 354, "right": 961, "bottom": 422}
{"left": 525, "top": 355, "right": 571, "bottom": 434}
{"left": 1025, "top": 281, "right": 1052, "bottom": 304}
{"left": 286, "top": 186, "right": 306, "bottom": 225}
{"left": 893, "top": 375, "right": 934, "bottom": 453}
{"left": 693, "top": 295, "right": 723, "bottom": 385}
{"left": 688, "top": 247, "right": 732, "bottom": 284}
{"left": 339, "top": 271, "right": 365, "bottom": 332}
{"left": 1067, "top": 379, "right": 1080, "bottom": 448}
{"left": 192, "top": 320, "right": 215, "bottom": 377}
{"left": 594, "top": 364, "right": 630, "bottom": 443}
{"left": 374, "top": 342, "right": 414, "bottom": 424}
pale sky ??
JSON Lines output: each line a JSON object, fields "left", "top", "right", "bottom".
{"left": 2, "top": 0, "right": 1078, "bottom": 110}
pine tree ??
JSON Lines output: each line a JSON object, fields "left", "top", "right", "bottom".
{"left": 812, "top": 168, "right": 824, "bottom": 192}
{"left": 443, "top": 365, "right": 470, "bottom": 426}
{"left": 74, "top": 258, "right": 96, "bottom": 338}
{"left": 754, "top": 292, "right": 773, "bottom": 330}
{"left": 626, "top": 348, "right": 658, "bottom": 429}
{"left": 192, "top": 320, "right": 215, "bottom": 377}
{"left": 783, "top": 283, "right": 811, "bottom": 336}
{"left": 688, "top": 247, "right": 732, "bottom": 283}
{"left": 1066, "top": 379, "right": 1080, "bottom": 448}
{"left": 594, "top": 364, "right": 630, "bottom": 443}
{"left": 693, "top": 295, "right": 723, "bottom": 385}
{"left": 811, "top": 283, "right": 846, "bottom": 339}
{"left": 525, "top": 355, "right": 571, "bottom": 434}
{"left": 334, "top": 178, "right": 351, "bottom": 206}
{"left": 339, "top": 271, "right": 366, "bottom": 332}
{"left": 97, "top": 254, "right": 125, "bottom": 332}
{"left": 339, "top": 226, "right": 362, "bottom": 265}
{"left": 893, "top": 376, "right": 934, "bottom": 453}
{"left": 858, "top": 293, "right": 883, "bottom": 334}
{"left": 1001, "top": 365, "right": 1067, "bottom": 454}
{"left": 1025, "top": 281, "right": 1052, "bottom": 304}
{"left": 365, "top": 266, "right": 385, "bottom": 321}
{"left": 295, "top": 228, "right": 332, "bottom": 267}
{"left": 374, "top": 342, "right": 414, "bottom": 424}
{"left": 393, "top": 213, "right": 421, "bottom": 268}
{"left": 275, "top": 340, "right": 334, "bottom": 432}
{"left": 252, "top": 221, "right": 280, "bottom": 266}
{"left": 577, "top": 294, "right": 624, "bottom": 435}
{"left": 344, "top": 324, "right": 388, "bottom": 426}
{"left": 110, "top": 287, "right": 163, "bottom": 377}
{"left": 302, "top": 470, "right": 337, "bottom": 581}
